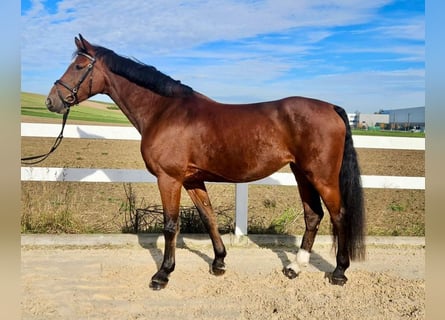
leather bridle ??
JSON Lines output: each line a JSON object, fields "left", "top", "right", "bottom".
{"left": 54, "top": 51, "right": 96, "bottom": 109}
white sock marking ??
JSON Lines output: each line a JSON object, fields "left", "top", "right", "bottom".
{"left": 296, "top": 249, "right": 310, "bottom": 267}
{"left": 286, "top": 261, "right": 301, "bottom": 275}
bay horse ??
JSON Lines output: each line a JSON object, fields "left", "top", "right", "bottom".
{"left": 46, "top": 34, "right": 365, "bottom": 290}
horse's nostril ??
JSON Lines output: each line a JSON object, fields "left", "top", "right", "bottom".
{"left": 45, "top": 97, "right": 52, "bottom": 107}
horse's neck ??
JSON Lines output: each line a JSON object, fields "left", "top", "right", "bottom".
{"left": 104, "top": 74, "right": 166, "bottom": 133}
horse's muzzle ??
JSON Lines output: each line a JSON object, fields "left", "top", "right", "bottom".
{"left": 45, "top": 96, "right": 67, "bottom": 114}
{"left": 45, "top": 97, "right": 53, "bottom": 109}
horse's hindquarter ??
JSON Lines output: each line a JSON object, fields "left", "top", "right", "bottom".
{"left": 185, "top": 97, "right": 345, "bottom": 183}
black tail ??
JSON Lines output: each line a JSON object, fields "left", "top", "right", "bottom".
{"left": 334, "top": 105, "right": 366, "bottom": 261}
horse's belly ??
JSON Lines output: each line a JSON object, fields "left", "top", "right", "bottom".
{"left": 191, "top": 155, "right": 290, "bottom": 183}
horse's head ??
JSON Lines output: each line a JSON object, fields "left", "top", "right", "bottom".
{"left": 46, "top": 34, "right": 104, "bottom": 114}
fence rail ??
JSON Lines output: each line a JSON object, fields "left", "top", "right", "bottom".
{"left": 21, "top": 123, "right": 425, "bottom": 149}
{"left": 21, "top": 123, "right": 425, "bottom": 235}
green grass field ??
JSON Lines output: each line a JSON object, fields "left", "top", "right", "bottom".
{"left": 21, "top": 92, "right": 130, "bottom": 124}
{"left": 351, "top": 129, "right": 425, "bottom": 138}
{"left": 22, "top": 92, "right": 424, "bottom": 137}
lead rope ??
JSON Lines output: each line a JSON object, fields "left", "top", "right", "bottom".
{"left": 21, "top": 107, "right": 70, "bottom": 165}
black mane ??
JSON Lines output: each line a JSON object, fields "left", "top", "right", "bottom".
{"left": 77, "top": 46, "right": 194, "bottom": 98}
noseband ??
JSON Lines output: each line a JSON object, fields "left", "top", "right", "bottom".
{"left": 54, "top": 51, "right": 96, "bottom": 109}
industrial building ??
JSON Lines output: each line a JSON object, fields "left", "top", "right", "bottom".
{"left": 348, "top": 106, "right": 425, "bottom": 131}
{"left": 380, "top": 106, "right": 425, "bottom": 131}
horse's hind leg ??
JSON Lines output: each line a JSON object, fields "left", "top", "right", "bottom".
{"left": 317, "top": 184, "right": 350, "bottom": 285}
{"left": 299, "top": 167, "right": 350, "bottom": 285}
{"left": 284, "top": 164, "right": 324, "bottom": 279}
{"left": 184, "top": 181, "right": 227, "bottom": 275}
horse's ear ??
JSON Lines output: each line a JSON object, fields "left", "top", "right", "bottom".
{"left": 75, "top": 34, "right": 92, "bottom": 51}
{"left": 75, "top": 35, "right": 83, "bottom": 50}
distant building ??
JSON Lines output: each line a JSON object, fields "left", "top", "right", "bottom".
{"left": 347, "top": 113, "right": 358, "bottom": 127}
{"left": 347, "top": 113, "right": 389, "bottom": 129}
{"left": 358, "top": 113, "right": 389, "bottom": 129}
{"left": 348, "top": 106, "right": 425, "bottom": 131}
{"left": 380, "top": 107, "right": 425, "bottom": 131}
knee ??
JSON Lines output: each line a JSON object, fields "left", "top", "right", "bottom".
{"left": 164, "top": 219, "right": 178, "bottom": 235}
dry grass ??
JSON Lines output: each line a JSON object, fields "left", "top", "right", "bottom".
{"left": 21, "top": 182, "right": 424, "bottom": 236}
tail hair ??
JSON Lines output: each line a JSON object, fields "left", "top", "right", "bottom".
{"left": 334, "top": 105, "right": 366, "bottom": 261}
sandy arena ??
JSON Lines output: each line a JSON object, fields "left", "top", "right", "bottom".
{"left": 21, "top": 234, "right": 425, "bottom": 319}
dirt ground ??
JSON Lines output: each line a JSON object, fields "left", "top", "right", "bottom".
{"left": 21, "top": 236, "right": 425, "bottom": 319}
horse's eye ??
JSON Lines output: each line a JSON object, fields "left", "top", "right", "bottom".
{"left": 75, "top": 64, "right": 83, "bottom": 70}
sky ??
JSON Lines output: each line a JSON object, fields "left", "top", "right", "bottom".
{"left": 21, "top": 0, "right": 424, "bottom": 114}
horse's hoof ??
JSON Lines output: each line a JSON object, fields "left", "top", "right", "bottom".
{"left": 283, "top": 267, "right": 299, "bottom": 279}
{"left": 149, "top": 279, "right": 168, "bottom": 290}
{"left": 330, "top": 275, "right": 348, "bottom": 286}
{"left": 211, "top": 264, "right": 226, "bottom": 276}
{"left": 210, "top": 260, "right": 226, "bottom": 276}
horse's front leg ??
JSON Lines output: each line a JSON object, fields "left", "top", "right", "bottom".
{"left": 149, "top": 175, "right": 182, "bottom": 290}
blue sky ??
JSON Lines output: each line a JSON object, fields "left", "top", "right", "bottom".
{"left": 21, "top": 0, "right": 424, "bottom": 113}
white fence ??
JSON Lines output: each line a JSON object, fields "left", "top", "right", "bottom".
{"left": 21, "top": 123, "right": 425, "bottom": 235}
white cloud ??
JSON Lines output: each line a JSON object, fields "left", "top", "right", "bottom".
{"left": 21, "top": 0, "right": 392, "bottom": 60}
{"left": 377, "top": 19, "right": 425, "bottom": 41}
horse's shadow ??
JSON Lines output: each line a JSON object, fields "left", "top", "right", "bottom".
{"left": 246, "top": 234, "right": 335, "bottom": 274}
{"left": 137, "top": 233, "right": 214, "bottom": 271}
{"left": 136, "top": 233, "right": 334, "bottom": 276}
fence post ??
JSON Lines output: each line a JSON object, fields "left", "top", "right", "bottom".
{"left": 235, "top": 183, "right": 248, "bottom": 236}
